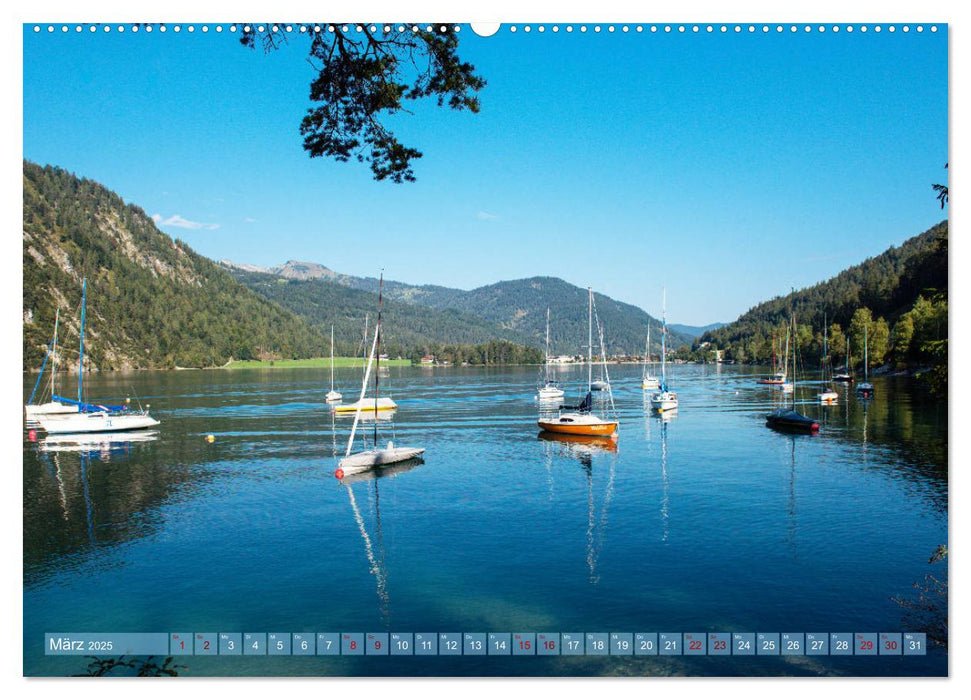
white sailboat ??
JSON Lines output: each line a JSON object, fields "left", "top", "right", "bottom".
{"left": 817, "top": 314, "right": 839, "bottom": 404}
{"left": 537, "top": 307, "right": 564, "bottom": 400}
{"left": 336, "top": 274, "right": 424, "bottom": 477}
{"left": 25, "top": 309, "right": 79, "bottom": 420}
{"left": 649, "top": 288, "right": 678, "bottom": 412}
{"left": 641, "top": 324, "right": 660, "bottom": 390}
{"left": 35, "top": 279, "right": 159, "bottom": 434}
{"left": 325, "top": 324, "right": 343, "bottom": 403}
{"left": 856, "top": 324, "right": 874, "bottom": 398}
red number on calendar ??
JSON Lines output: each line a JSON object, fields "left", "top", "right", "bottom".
{"left": 520, "top": 640, "right": 531, "bottom": 650}
{"left": 544, "top": 641, "right": 556, "bottom": 650}
{"left": 350, "top": 641, "right": 357, "bottom": 650}
{"left": 374, "top": 641, "right": 381, "bottom": 650}
{"left": 713, "top": 641, "right": 726, "bottom": 650}
{"left": 861, "top": 641, "right": 873, "bottom": 650}
{"left": 689, "top": 641, "right": 702, "bottom": 650}
{"left": 885, "top": 640, "right": 897, "bottom": 650}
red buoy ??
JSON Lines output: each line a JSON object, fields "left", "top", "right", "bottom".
{"left": 334, "top": 468, "right": 345, "bottom": 480}
{"left": 27, "top": 429, "right": 37, "bottom": 441}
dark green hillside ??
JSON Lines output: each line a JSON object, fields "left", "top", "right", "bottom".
{"left": 307, "top": 273, "right": 694, "bottom": 355}
{"left": 231, "top": 270, "right": 541, "bottom": 356}
{"left": 699, "top": 221, "right": 948, "bottom": 380}
{"left": 23, "top": 161, "right": 327, "bottom": 370}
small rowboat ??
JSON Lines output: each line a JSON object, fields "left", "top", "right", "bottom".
{"left": 758, "top": 373, "right": 787, "bottom": 385}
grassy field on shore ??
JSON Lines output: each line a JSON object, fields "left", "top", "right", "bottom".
{"left": 223, "top": 357, "right": 412, "bottom": 369}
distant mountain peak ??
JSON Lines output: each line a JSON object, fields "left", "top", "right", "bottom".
{"left": 271, "top": 260, "right": 337, "bottom": 280}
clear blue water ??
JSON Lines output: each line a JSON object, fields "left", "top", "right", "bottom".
{"left": 23, "top": 364, "right": 947, "bottom": 676}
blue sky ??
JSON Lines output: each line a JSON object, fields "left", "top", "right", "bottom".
{"left": 22, "top": 22, "right": 947, "bottom": 325}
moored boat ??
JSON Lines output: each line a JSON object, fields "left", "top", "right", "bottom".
{"left": 336, "top": 273, "right": 424, "bottom": 478}
{"left": 650, "top": 288, "right": 679, "bottom": 412}
{"left": 765, "top": 305, "right": 818, "bottom": 434}
{"left": 538, "top": 288, "right": 619, "bottom": 439}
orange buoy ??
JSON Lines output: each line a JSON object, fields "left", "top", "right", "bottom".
{"left": 205, "top": 434, "right": 215, "bottom": 443}
{"left": 334, "top": 468, "right": 345, "bottom": 480}
{"left": 27, "top": 429, "right": 37, "bottom": 441}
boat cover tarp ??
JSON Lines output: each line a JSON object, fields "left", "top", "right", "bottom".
{"left": 562, "top": 392, "right": 593, "bottom": 413}
{"left": 52, "top": 394, "right": 130, "bottom": 413}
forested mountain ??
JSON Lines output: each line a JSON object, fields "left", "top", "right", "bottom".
{"left": 23, "top": 161, "right": 331, "bottom": 370}
{"left": 224, "top": 264, "right": 696, "bottom": 355}
{"left": 231, "top": 270, "right": 542, "bottom": 357}
{"left": 697, "top": 221, "right": 947, "bottom": 384}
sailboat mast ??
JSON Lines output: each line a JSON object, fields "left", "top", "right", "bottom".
{"left": 791, "top": 310, "right": 797, "bottom": 410}
{"left": 587, "top": 288, "right": 593, "bottom": 390}
{"left": 661, "top": 287, "right": 667, "bottom": 388}
{"left": 864, "top": 325, "right": 869, "bottom": 382}
{"left": 374, "top": 274, "right": 383, "bottom": 445}
{"left": 78, "top": 278, "right": 86, "bottom": 403}
{"left": 50, "top": 308, "right": 60, "bottom": 398}
{"left": 822, "top": 313, "right": 828, "bottom": 382}
{"left": 330, "top": 324, "right": 335, "bottom": 391}
{"left": 545, "top": 307, "right": 552, "bottom": 383}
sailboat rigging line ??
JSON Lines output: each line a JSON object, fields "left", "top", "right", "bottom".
{"left": 344, "top": 320, "right": 380, "bottom": 458}
{"left": 374, "top": 274, "right": 383, "bottom": 446}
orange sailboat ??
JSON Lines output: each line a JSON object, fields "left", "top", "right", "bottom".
{"left": 537, "top": 288, "right": 619, "bottom": 438}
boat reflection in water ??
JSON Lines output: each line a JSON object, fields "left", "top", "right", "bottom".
{"left": 337, "top": 456, "right": 423, "bottom": 485}
{"left": 37, "top": 430, "right": 160, "bottom": 457}
{"left": 336, "top": 458, "right": 423, "bottom": 625}
{"left": 537, "top": 429, "right": 617, "bottom": 584}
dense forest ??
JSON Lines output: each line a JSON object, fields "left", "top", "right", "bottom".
{"left": 688, "top": 221, "right": 947, "bottom": 391}
{"left": 23, "top": 161, "right": 330, "bottom": 369}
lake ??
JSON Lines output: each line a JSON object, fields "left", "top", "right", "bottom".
{"left": 22, "top": 363, "right": 948, "bottom": 676}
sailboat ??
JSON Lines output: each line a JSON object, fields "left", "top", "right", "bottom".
{"left": 537, "top": 288, "right": 619, "bottom": 437}
{"left": 817, "top": 315, "right": 839, "bottom": 404}
{"left": 758, "top": 333, "right": 787, "bottom": 385}
{"left": 35, "top": 279, "right": 160, "bottom": 434}
{"left": 25, "top": 309, "right": 79, "bottom": 419}
{"left": 766, "top": 307, "right": 819, "bottom": 433}
{"left": 856, "top": 325, "right": 874, "bottom": 398}
{"left": 649, "top": 288, "right": 678, "bottom": 412}
{"left": 334, "top": 314, "right": 396, "bottom": 414}
{"left": 833, "top": 335, "right": 854, "bottom": 383}
{"left": 537, "top": 307, "right": 564, "bottom": 400}
{"left": 641, "top": 324, "right": 660, "bottom": 390}
{"left": 336, "top": 274, "right": 424, "bottom": 477}
{"left": 325, "top": 325, "right": 343, "bottom": 403}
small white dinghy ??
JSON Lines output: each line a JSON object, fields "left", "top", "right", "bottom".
{"left": 325, "top": 325, "right": 343, "bottom": 403}
{"left": 336, "top": 274, "right": 423, "bottom": 479}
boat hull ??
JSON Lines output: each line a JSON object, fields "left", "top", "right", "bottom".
{"left": 338, "top": 446, "right": 426, "bottom": 475}
{"left": 537, "top": 417, "right": 618, "bottom": 437}
{"left": 334, "top": 397, "right": 397, "bottom": 414}
{"left": 25, "top": 402, "right": 80, "bottom": 418}
{"left": 641, "top": 378, "right": 660, "bottom": 390}
{"left": 765, "top": 409, "right": 819, "bottom": 433}
{"left": 650, "top": 391, "right": 678, "bottom": 412}
{"left": 817, "top": 391, "right": 839, "bottom": 404}
{"left": 37, "top": 412, "right": 160, "bottom": 434}
{"left": 325, "top": 391, "right": 343, "bottom": 403}
{"left": 537, "top": 386, "right": 565, "bottom": 400}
